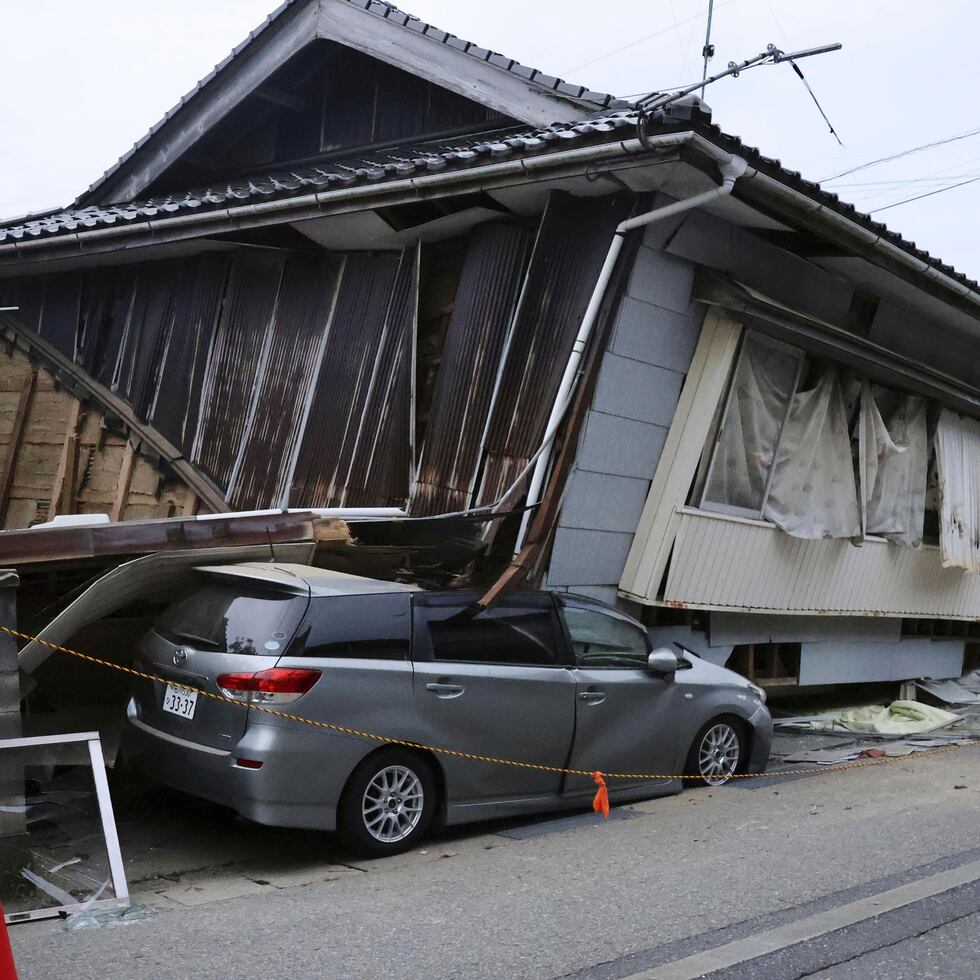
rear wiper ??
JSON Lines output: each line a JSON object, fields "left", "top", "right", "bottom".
{"left": 168, "top": 631, "right": 224, "bottom": 651}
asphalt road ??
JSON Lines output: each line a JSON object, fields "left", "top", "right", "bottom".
{"left": 10, "top": 744, "right": 980, "bottom": 979}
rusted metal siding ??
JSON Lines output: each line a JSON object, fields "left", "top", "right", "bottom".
{"left": 475, "top": 191, "right": 631, "bottom": 506}
{"left": 344, "top": 247, "right": 419, "bottom": 507}
{"left": 150, "top": 255, "right": 230, "bottom": 452}
{"left": 287, "top": 251, "right": 406, "bottom": 507}
{"left": 192, "top": 252, "right": 286, "bottom": 490}
{"left": 411, "top": 223, "right": 531, "bottom": 516}
{"left": 230, "top": 254, "right": 342, "bottom": 510}
{"left": 663, "top": 508, "right": 980, "bottom": 620}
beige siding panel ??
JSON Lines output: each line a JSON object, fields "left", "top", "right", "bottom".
{"left": 662, "top": 509, "right": 980, "bottom": 620}
{"left": 619, "top": 311, "right": 742, "bottom": 601}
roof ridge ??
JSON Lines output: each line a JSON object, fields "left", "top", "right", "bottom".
{"left": 70, "top": 0, "right": 614, "bottom": 208}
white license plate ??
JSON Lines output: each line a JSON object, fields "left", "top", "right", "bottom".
{"left": 162, "top": 684, "right": 198, "bottom": 720}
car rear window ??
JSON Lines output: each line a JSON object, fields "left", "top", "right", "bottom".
{"left": 297, "top": 594, "right": 412, "bottom": 661}
{"left": 155, "top": 582, "right": 308, "bottom": 655}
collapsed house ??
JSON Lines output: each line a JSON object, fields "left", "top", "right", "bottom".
{"left": 2, "top": 0, "right": 980, "bottom": 694}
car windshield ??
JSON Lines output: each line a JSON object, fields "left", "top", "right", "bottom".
{"left": 155, "top": 581, "right": 308, "bottom": 655}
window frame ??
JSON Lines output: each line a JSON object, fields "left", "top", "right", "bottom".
{"left": 556, "top": 596, "right": 652, "bottom": 671}
{"left": 411, "top": 591, "right": 571, "bottom": 669}
{"left": 697, "top": 331, "right": 807, "bottom": 521}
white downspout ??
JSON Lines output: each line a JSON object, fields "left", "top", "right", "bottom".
{"left": 512, "top": 154, "right": 748, "bottom": 555}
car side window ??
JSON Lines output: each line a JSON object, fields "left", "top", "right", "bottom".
{"left": 422, "top": 603, "right": 559, "bottom": 667}
{"left": 299, "top": 593, "right": 411, "bottom": 661}
{"left": 561, "top": 606, "right": 649, "bottom": 668}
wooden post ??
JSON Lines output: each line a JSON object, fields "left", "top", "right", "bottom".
{"left": 0, "top": 368, "right": 36, "bottom": 526}
{"left": 48, "top": 401, "right": 83, "bottom": 519}
{"left": 110, "top": 438, "right": 138, "bottom": 522}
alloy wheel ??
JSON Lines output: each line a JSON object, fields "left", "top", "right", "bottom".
{"left": 361, "top": 764, "right": 425, "bottom": 843}
{"left": 697, "top": 723, "right": 740, "bottom": 785}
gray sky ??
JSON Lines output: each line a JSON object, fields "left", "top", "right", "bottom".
{"left": 2, "top": 0, "right": 978, "bottom": 277}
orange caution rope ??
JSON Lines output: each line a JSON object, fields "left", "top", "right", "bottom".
{"left": 3, "top": 625, "right": 978, "bottom": 786}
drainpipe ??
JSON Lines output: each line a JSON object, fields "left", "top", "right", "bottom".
{"left": 512, "top": 154, "right": 748, "bottom": 555}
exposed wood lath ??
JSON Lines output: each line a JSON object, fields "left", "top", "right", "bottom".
{"left": 0, "top": 346, "right": 201, "bottom": 529}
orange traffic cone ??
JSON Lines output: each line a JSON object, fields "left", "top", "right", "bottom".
{"left": 0, "top": 904, "right": 17, "bottom": 980}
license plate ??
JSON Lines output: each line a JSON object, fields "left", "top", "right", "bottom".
{"left": 162, "top": 683, "right": 198, "bottom": 720}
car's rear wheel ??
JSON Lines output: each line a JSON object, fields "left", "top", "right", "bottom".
{"left": 685, "top": 718, "right": 744, "bottom": 786}
{"left": 337, "top": 749, "right": 437, "bottom": 857}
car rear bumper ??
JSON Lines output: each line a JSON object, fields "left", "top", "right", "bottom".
{"left": 121, "top": 699, "right": 371, "bottom": 831}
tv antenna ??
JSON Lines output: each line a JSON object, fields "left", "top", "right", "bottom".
{"left": 701, "top": 0, "right": 716, "bottom": 99}
{"left": 636, "top": 41, "right": 841, "bottom": 114}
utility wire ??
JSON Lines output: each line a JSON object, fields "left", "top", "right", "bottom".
{"left": 565, "top": 0, "right": 741, "bottom": 74}
{"left": 869, "top": 174, "right": 980, "bottom": 214}
{"left": 789, "top": 59, "right": 842, "bottom": 146}
{"left": 821, "top": 126, "right": 980, "bottom": 182}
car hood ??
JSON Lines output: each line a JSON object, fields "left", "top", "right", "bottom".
{"left": 677, "top": 652, "right": 756, "bottom": 691}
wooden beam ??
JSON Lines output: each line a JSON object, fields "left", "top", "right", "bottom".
{"left": 110, "top": 438, "right": 139, "bottom": 522}
{"left": 0, "top": 367, "right": 36, "bottom": 525}
{"left": 255, "top": 84, "right": 307, "bottom": 113}
{"left": 0, "top": 316, "right": 230, "bottom": 513}
{"left": 49, "top": 401, "right": 83, "bottom": 519}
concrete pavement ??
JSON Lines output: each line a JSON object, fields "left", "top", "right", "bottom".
{"left": 10, "top": 744, "right": 980, "bottom": 979}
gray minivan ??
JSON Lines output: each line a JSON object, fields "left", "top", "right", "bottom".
{"left": 122, "top": 563, "right": 771, "bottom": 855}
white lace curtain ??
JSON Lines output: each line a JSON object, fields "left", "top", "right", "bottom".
{"left": 702, "top": 332, "right": 931, "bottom": 547}
{"left": 934, "top": 409, "right": 980, "bottom": 573}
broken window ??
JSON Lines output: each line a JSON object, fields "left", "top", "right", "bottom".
{"left": 697, "top": 330, "right": 930, "bottom": 544}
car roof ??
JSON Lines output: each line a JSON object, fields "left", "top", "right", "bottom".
{"left": 194, "top": 562, "right": 420, "bottom": 597}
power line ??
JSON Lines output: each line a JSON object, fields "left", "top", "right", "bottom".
{"left": 869, "top": 174, "right": 980, "bottom": 214}
{"left": 821, "top": 126, "right": 980, "bottom": 182}
{"left": 564, "top": 0, "right": 741, "bottom": 74}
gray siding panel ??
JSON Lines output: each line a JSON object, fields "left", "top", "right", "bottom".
{"left": 610, "top": 297, "right": 701, "bottom": 372}
{"left": 575, "top": 411, "right": 668, "bottom": 481}
{"left": 798, "top": 639, "right": 964, "bottom": 685}
{"left": 558, "top": 470, "right": 651, "bottom": 532}
{"left": 592, "top": 353, "right": 684, "bottom": 426}
{"left": 626, "top": 248, "right": 694, "bottom": 313}
{"left": 547, "top": 529, "right": 636, "bottom": 586}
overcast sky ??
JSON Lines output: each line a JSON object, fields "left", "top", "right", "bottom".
{"left": 1, "top": 0, "right": 977, "bottom": 277}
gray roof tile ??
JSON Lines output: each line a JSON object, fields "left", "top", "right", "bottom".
{"left": 3, "top": 108, "right": 975, "bottom": 297}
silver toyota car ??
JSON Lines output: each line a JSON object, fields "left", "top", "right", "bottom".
{"left": 122, "top": 563, "right": 772, "bottom": 855}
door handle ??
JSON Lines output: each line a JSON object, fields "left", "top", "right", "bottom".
{"left": 578, "top": 690, "right": 606, "bottom": 705}
{"left": 426, "top": 682, "right": 464, "bottom": 698}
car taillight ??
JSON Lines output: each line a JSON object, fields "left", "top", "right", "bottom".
{"left": 216, "top": 668, "right": 321, "bottom": 706}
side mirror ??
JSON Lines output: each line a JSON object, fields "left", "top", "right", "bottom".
{"left": 647, "top": 648, "right": 679, "bottom": 675}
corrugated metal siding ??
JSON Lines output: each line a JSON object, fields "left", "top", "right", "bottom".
{"left": 230, "top": 254, "right": 343, "bottom": 510}
{"left": 411, "top": 223, "right": 531, "bottom": 516}
{"left": 475, "top": 192, "right": 631, "bottom": 505}
{"left": 344, "top": 247, "right": 419, "bottom": 507}
{"left": 288, "top": 251, "right": 404, "bottom": 507}
{"left": 151, "top": 255, "right": 230, "bottom": 452}
{"left": 192, "top": 252, "right": 286, "bottom": 489}
{"left": 665, "top": 508, "right": 980, "bottom": 620}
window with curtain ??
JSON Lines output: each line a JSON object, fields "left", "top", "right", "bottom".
{"left": 697, "top": 330, "right": 930, "bottom": 545}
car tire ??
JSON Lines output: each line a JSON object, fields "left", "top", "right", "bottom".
{"left": 337, "top": 749, "right": 437, "bottom": 857}
{"left": 685, "top": 718, "right": 745, "bottom": 787}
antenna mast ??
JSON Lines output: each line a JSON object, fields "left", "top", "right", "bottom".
{"left": 700, "top": 0, "right": 716, "bottom": 99}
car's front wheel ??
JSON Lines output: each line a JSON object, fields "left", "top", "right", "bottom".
{"left": 337, "top": 749, "right": 437, "bottom": 857}
{"left": 685, "top": 718, "right": 744, "bottom": 786}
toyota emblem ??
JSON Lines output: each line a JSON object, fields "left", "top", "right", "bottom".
{"left": 173, "top": 648, "right": 188, "bottom": 666}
